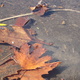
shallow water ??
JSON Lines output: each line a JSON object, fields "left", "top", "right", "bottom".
{"left": 0, "top": 0, "right": 80, "bottom": 80}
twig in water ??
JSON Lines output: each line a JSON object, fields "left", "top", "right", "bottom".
{"left": 52, "top": 9, "right": 80, "bottom": 13}
{"left": 0, "top": 12, "right": 33, "bottom": 22}
{"left": 0, "top": 8, "right": 80, "bottom": 22}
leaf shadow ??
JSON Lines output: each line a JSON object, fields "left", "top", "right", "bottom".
{"left": 41, "top": 50, "right": 54, "bottom": 57}
{"left": 42, "top": 66, "right": 68, "bottom": 80}
{"left": 41, "top": 10, "right": 55, "bottom": 17}
{"left": 23, "top": 19, "right": 36, "bottom": 29}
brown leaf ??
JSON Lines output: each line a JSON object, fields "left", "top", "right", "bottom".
{"left": 13, "top": 43, "right": 61, "bottom": 70}
{"left": 6, "top": 62, "right": 61, "bottom": 80}
{"left": 21, "top": 62, "right": 61, "bottom": 80}
{"left": 0, "top": 17, "right": 32, "bottom": 47}
{"left": 13, "top": 43, "right": 47, "bottom": 69}
{"left": 30, "top": 4, "right": 49, "bottom": 16}
{"left": 0, "top": 17, "right": 53, "bottom": 47}
{"left": 4, "top": 43, "right": 61, "bottom": 80}
{"left": 14, "top": 16, "right": 29, "bottom": 27}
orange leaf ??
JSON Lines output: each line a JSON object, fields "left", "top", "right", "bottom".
{"left": 3, "top": 43, "right": 61, "bottom": 80}
{"left": 13, "top": 43, "right": 61, "bottom": 70}
{"left": 20, "top": 62, "right": 61, "bottom": 80}
{"left": 5, "top": 61, "right": 61, "bottom": 80}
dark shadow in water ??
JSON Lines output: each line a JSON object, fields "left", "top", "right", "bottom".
{"left": 41, "top": 50, "right": 54, "bottom": 57}
{"left": 41, "top": 10, "right": 55, "bottom": 17}
{"left": 23, "top": 19, "right": 36, "bottom": 29}
{"left": 42, "top": 66, "right": 68, "bottom": 80}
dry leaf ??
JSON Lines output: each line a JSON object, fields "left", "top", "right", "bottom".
{"left": 4, "top": 43, "right": 61, "bottom": 80}
{"left": 30, "top": 4, "right": 49, "bottom": 16}
{"left": 0, "top": 17, "right": 32, "bottom": 47}
{"left": 14, "top": 16, "right": 29, "bottom": 27}
{"left": 13, "top": 43, "right": 61, "bottom": 70}
{"left": 6, "top": 62, "right": 61, "bottom": 80}
{"left": 0, "top": 17, "right": 53, "bottom": 47}
{"left": 61, "top": 21, "right": 66, "bottom": 25}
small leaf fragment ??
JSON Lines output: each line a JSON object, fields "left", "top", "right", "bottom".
{"left": 0, "top": 4, "right": 4, "bottom": 7}
{"left": 30, "top": 4, "right": 49, "bottom": 16}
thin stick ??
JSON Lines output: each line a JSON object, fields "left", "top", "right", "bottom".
{"left": 0, "top": 9, "right": 80, "bottom": 22}
{"left": 0, "top": 12, "right": 33, "bottom": 22}
{"left": 52, "top": 9, "right": 80, "bottom": 13}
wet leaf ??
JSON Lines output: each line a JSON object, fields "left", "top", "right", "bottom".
{"left": 4, "top": 43, "right": 61, "bottom": 80}
{"left": 6, "top": 61, "right": 61, "bottom": 80}
{"left": 0, "top": 17, "right": 52, "bottom": 47}
{"left": 0, "top": 17, "right": 32, "bottom": 47}
{"left": 0, "top": 59, "right": 19, "bottom": 80}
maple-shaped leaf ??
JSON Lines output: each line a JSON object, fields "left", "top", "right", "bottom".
{"left": 4, "top": 43, "right": 61, "bottom": 80}
{"left": 13, "top": 43, "right": 61, "bottom": 70}
{"left": 20, "top": 62, "right": 61, "bottom": 80}
{"left": 13, "top": 43, "right": 50, "bottom": 69}
{"left": 30, "top": 4, "right": 48, "bottom": 16}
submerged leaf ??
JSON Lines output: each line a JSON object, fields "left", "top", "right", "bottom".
{"left": 13, "top": 43, "right": 61, "bottom": 70}
{"left": 5, "top": 43, "right": 61, "bottom": 80}
{"left": 6, "top": 62, "right": 61, "bottom": 80}
{"left": 0, "top": 17, "right": 52, "bottom": 47}
{"left": 2, "top": 43, "right": 61, "bottom": 80}
{"left": 0, "top": 17, "right": 32, "bottom": 47}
